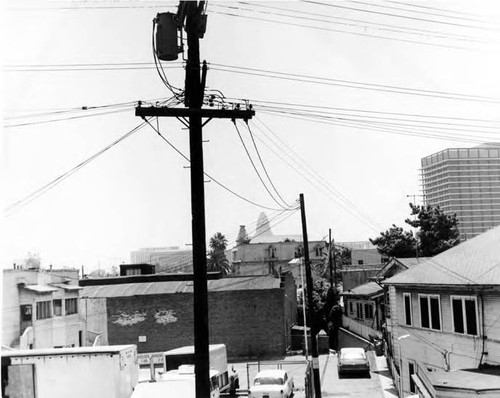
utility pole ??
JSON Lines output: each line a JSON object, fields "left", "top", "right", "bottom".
{"left": 136, "top": 2, "right": 254, "bottom": 397}
{"left": 328, "top": 228, "right": 333, "bottom": 286}
{"left": 299, "top": 193, "right": 322, "bottom": 398}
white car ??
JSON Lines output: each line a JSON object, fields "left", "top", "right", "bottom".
{"left": 249, "top": 369, "right": 294, "bottom": 398}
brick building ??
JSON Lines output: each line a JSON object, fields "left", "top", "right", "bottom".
{"left": 79, "top": 273, "right": 297, "bottom": 359}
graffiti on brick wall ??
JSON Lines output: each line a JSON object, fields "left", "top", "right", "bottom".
{"left": 112, "top": 311, "right": 147, "bottom": 326}
{"left": 155, "top": 309, "right": 178, "bottom": 325}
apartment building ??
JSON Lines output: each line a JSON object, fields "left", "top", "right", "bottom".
{"left": 421, "top": 144, "right": 500, "bottom": 239}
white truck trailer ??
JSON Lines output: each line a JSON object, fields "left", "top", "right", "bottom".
{"left": 1, "top": 345, "right": 138, "bottom": 398}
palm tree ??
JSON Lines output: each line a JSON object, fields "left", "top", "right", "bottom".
{"left": 207, "top": 232, "right": 231, "bottom": 275}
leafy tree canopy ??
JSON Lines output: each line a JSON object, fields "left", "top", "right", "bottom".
{"left": 370, "top": 203, "right": 460, "bottom": 258}
{"left": 207, "top": 232, "right": 231, "bottom": 275}
{"left": 406, "top": 203, "right": 460, "bottom": 257}
{"left": 369, "top": 225, "right": 417, "bottom": 258}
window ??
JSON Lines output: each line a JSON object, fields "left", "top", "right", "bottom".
{"left": 419, "top": 294, "right": 441, "bottom": 330}
{"left": 65, "top": 298, "right": 78, "bottom": 315}
{"left": 349, "top": 302, "right": 353, "bottom": 315}
{"left": 36, "top": 301, "right": 52, "bottom": 320}
{"left": 451, "top": 296, "right": 478, "bottom": 336}
{"left": 356, "top": 302, "right": 363, "bottom": 319}
{"left": 53, "top": 299, "right": 62, "bottom": 316}
{"left": 358, "top": 260, "right": 364, "bottom": 265}
{"left": 365, "top": 304, "right": 373, "bottom": 319}
{"left": 403, "top": 293, "right": 412, "bottom": 326}
{"left": 125, "top": 268, "right": 141, "bottom": 276}
{"left": 408, "top": 361, "right": 416, "bottom": 393}
{"left": 315, "top": 246, "right": 322, "bottom": 257}
{"left": 20, "top": 304, "right": 32, "bottom": 321}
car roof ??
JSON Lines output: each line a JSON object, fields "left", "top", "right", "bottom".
{"left": 254, "top": 369, "right": 287, "bottom": 378}
{"left": 340, "top": 347, "right": 365, "bottom": 354}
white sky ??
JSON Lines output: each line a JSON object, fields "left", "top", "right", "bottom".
{"left": 2, "top": 0, "right": 500, "bottom": 271}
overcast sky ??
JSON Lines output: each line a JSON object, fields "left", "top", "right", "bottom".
{"left": 2, "top": 0, "right": 500, "bottom": 271}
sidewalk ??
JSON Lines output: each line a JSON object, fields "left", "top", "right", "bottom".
{"left": 372, "top": 354, "right": 398, "bottom": 398}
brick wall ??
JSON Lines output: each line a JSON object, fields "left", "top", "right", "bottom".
{"left": 106, "top": 288, "right": 289, "bottom": 359}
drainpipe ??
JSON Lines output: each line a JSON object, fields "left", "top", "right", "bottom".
{"left": 480, "top": 293, "right": 486, "bottom": 367}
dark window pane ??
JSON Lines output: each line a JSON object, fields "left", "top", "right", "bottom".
{"left": 404, "top": 295, "right": 412, "bottom": 325}
{"left": 420, "top": 297, "right": 429, "bottom": 328}
{"left": 465, "top": 300, "right": 478, "bottom": 336}
{"left": 430, "top": 297, "right": 441, "bottom": 330}
{"left": 453, "top": 299, "right": 464, "bottom": 333}
{"left": 409, "top": 362, "right": 416, "bottom": 393}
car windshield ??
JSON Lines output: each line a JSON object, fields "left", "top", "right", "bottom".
{"left": 254, "top": 377, "right": 284, "bottom": 385}
{"left": 341, "top": 350, "right": 365, "bottom": 360}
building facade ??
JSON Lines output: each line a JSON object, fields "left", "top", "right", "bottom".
{"left": 383, "top": 226, "right": 500, "bottom": 397}
{"left": 79, "top": 273, "right": 297, "bottom": 359}
{"left": 421, "top": 144, "right": 500, "bottom": 239}
{"left": 130, "top": 246, "right": 193, "bottom": 273}
{"left": 2, "top": 267, "right": 82, "bottom": 349}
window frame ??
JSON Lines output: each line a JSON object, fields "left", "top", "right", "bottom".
{"left": 65, "top": 298, "right": 78, "bottom": 315}
{"left": 356, "top": 302, "right": 363, "bottom": 319}
{"left": 403, "top": 293, "right": 413, "bottom": 326}
{"left": 36, "top": 300, "right": 52, "bottom": 320}
{"left": 364, "top": 303, "right": 373, "bottom": 319}
{"left": 53, "top": 299, "right": 63, "bottom": 316}
{"left": 418, "top": 294, "right": 442, "bottom": 331}
{"left": 450, "top": 295, "right": 479, "bottom": 336}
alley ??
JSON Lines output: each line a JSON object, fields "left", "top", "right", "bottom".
{"left": 230, "top": 352, "right": 397, "bottom": 398}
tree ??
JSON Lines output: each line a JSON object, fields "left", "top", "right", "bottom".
{"left": 207, "top": 232, "right": 231, "bottom": 275}
{"left": 24, "top": 252, "right": 41, "bottom": 269}
{"left": 370, "top": 225, "right": 417, "bottom": 258}
{"left": 370, "top": 203, "right": 460, "bottom": 258}
{"left": 406, "top": 203, "right": 460, "bottom": 256}
{"left": 297, "top": 277, "right": 331, "bottom": 333}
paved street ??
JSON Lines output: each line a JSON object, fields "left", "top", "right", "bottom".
{"left": 230, "top": 351, "right": 398, "bottom": 398}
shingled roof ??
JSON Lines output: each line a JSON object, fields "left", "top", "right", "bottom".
{"left": 384, "top": 225, "right": 500, "bottom": 286}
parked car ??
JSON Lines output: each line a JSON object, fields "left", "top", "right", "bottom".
{"left": 337, "top": 347, "right": 370, "bottom": 377}
{"left": 249, "top": 369, "right": 294, "bottom": 398}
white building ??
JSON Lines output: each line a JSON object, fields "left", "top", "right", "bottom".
{"left": 2, "top": 267, "right": 83, "bottom": 349}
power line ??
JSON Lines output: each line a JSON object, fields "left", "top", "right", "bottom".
{"left": 386, "top": 0, "right": 499, "bottom": 22}
{"left": 144, "top": 118, "right": 296, "bottom": 212}
{"left": 250, "top": 118, "right": 383, "bottom": 232}
{"left": 210, "top": 9, "right": 476, "bottom": 51}
{"left": 4, "top": 108, "right": 132, "bottom": 128}
{"left": 257, "top": 108, "right": 497, "bottom": 145}
{"left": 208, "top": 63, "right": 500, "bottom": 103}
{"left": 233, "top": 120, "right": 289, "bottom": 210}
{"left": 4, "top": 121, "right": 148, "bottom": 217}
{"left": 346, "top": 0, "right": 500, "bottom": 26}
{"left": 228, "top": 2, "right": 488, "bottom": 43}
{"left": 7, "top": 59, "right": 500, "bottom": 105}
{"left": 254, "top": 106, "right": 500, "bottom": 140}
{"left": 244, "top": 121, "right": 291, "bottom": 208}
{"left": 222, "top": 97, "right": 500, "bottom": 125}
{"left": 302, "top": 0, "right": 498, "bottom": 31}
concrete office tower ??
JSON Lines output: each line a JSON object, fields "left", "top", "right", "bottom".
{"left": 421, "top": 143, "right": 500, "bottom": 240}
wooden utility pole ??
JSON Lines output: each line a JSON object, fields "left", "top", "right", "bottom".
{"left": 299, "top": 193, "right": 322, "bottom": 398}
{"left": 136, "top": 2, "right": 254, "bottom": 397}
{"left": 328, "top": 228, "right": 333, "bottom": 285}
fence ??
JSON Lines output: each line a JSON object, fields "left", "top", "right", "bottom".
{"left": 342, "top": 315, "right": 382, "bottom": 341}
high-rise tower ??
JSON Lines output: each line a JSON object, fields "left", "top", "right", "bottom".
{"left": 421, "top": 143, "right": 500, "bottom": 239}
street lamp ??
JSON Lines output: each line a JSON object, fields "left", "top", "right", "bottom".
{"left": 398, "top": 334, "right": 410, "bottom": 397}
